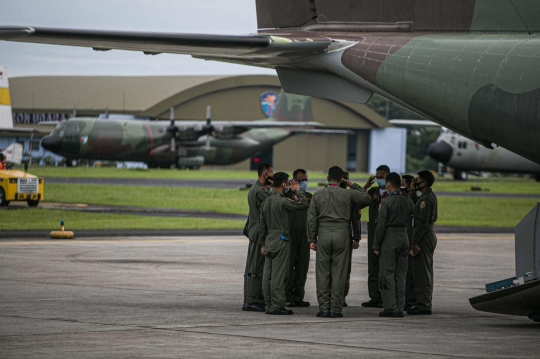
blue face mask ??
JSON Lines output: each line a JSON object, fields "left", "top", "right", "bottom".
{"left": 284, "top": 187, "right": 290, "bottom": 194}
{"left": 376, "top": 179, "right": 386, "bottom": 187}
{"left": 299, "top": 181, "right": 308, "bottom": 191}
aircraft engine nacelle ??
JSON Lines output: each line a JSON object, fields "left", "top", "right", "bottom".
{"left": 177, "top": 156, "right": 204, "bottom": 168}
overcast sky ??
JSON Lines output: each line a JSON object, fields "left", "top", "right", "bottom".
{"left": 0, "top": 0, "right": 275, "bottom": 78}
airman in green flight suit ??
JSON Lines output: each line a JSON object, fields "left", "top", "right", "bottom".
{"left": 259, "top": 172, "right": 309, "bottom": 315}
{"left": 308, "top": 166, "right": 371, "bottom": 317}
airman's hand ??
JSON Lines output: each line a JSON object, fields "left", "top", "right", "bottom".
{"left": 364, "top": 175, "right": 375, "bottom": 190}
{"left": 352, "top": 240, "right": 360, "bottom": 250}
{"left": 261, "top": 245, "right": 265, "bottom": 255}
{"left": 310, "top": 243, "right": 317, "bottom": 251}
{"left": 290, "top": 180, "right": 300, "bottom": 192}
{"left": 374, "top": 250, "right": 380, "bottom": 256}
{"left": 410, "top": 178, "right": 417, "bottom": 191}
{"left": 341, "top": 178, "right": 353, "bottom": 188}
{"left": 411, "top": 245, "right": 421, "bottom": 256}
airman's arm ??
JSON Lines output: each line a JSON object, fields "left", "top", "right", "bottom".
{"left": 373, "top": 201, "right": 389, "bottom": 251}
{"left": 256, "top": 188, "right": 271, "bottom": 204}
{"left": 282, "top": 190, "right": 309, "bottom": 211}
{"left": 307, "top": 195, "right": 319, "bottom": 243}
{"left": 349, "top": 183, "right": 372, "bottom": 209}
{"left": 412, "top": 197, "right": 432, "bottom": 245}
{"left": 258, "top": 201, "right": 268, "bottom": 245}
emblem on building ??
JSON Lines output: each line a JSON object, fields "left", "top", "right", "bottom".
{"left": 260, "top": 91, "right": 279, "bottom": 118}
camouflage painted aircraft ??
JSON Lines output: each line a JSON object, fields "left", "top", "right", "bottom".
{"left": 3, "top": 0, "right": 540, "bottom": 319}
{"left": 40, "top": 91, "right": 347, "bottom": 168}
{"left": 429, "top": 130, "right": 540, "bottom": 181}
{"left": 1, "top": 0, "right": 539, "bottom": 166}
{"left": 390, "top": 120, "right": 540, "bottom": 181}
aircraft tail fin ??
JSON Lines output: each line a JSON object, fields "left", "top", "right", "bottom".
{"left": 0, "top": 65, "right": 13, "bottom": 129}
{"left": 2, "top": 143, "right": 23, "bottom": 164}
{"left": 271, "top": 90, "right": 313, "bottom": 123}
{"left": 256, "top": 0, "right": 539, "bottom": 33}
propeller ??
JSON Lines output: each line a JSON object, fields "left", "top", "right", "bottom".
{"left": 203, "top": 106, "right": 214, "bottom": 150}
{"left": 166, "top": 107, "right": 179, "bottom": 153}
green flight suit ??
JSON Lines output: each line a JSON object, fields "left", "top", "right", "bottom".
{"left": 244, "top": 180, "right": 270, "bottom": 305}
{"left": 412, "top": 188, "right": 438, "bottom": 311}
{"left": 259, "top": 190, "right": 309, "bottom": 312}
{"left": 373, "top": 192, "right": 415, "bottom": 312}
{"left": 344, "top": 205, "right": 361, "bottom": 299}
{"left": 307, "top": 183, "right": 371, "bottom": 314}
{"left": 367, "top": 187, "right": 389, "bottom": 304}
{"left": 285, "top": 191, "right": 313, "bottom": 304}
{"left": 404, "top": 190, "right": 418, "bottom": 308}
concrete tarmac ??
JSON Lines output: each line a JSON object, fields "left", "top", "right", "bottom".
{"left": 1, "top": 234, "right": 539, "bottom": 358}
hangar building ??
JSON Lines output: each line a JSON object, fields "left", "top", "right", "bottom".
{"left": 9, "top": 75, "right": 389, "bottom": 172}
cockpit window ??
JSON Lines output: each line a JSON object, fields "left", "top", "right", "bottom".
{"left": 66, "top": 124, "right": 80, "bottom": 133}
{"left": 53, "top": 122, "right": 66, "bottom": 138}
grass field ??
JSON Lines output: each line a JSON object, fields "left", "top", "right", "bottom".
{"left": 46, "top": 184, "right": 248, "bottom": 214}
{"left": 18, "top": 166, "right": 540, "bottom": 194}
{"left": 0, "top": 209, "right": 244, "bottom": 231}
{"left": 39, "top": 183, "right": 539, "bottom": 228}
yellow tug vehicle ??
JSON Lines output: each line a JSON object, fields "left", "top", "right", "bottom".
{"left": 0, "top": 170, "right": 44, "bottom": 207}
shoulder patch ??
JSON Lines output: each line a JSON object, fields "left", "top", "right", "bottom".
{"left": 420, "top": 201, "right": 426, "bottom": 209}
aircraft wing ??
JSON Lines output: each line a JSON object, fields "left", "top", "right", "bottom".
{"left": 0, "top": 27, "right": 334, "bottom": 66}
{"left": 0, "top": 128, "right": 49, "bottom": 138}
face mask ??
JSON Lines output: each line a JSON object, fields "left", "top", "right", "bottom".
{"left": 299, "top": 181, "right": 308, "bottom": 191}
{"left": 376, "top": 179, "right": 386, "bottom": 187}
{"left": 401, "top": 186, "right": 410, "bottom": 193}
{"left": 265, "top": 175, "right": 273, "bottom": 185}
{"left": 284, "top": 187, "right": 290, "bottom": 194}
{"left": 385, "top": 189, "right": 390, "bottom": 195}
{"left": 414, "top": 182, "right": 426, "bottom": 190}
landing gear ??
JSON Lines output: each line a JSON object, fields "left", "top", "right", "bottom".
{"left": 453, "top": 169, "right": 468, "bottom": 181}
{"left": 66, "top": 158, "right": 78, "bottom": 167}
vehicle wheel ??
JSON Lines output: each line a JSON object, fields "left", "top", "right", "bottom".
{"left": 0, "top": 187, "right": 10, "bottom": 206}
{"left": 453, "top": 169, "right": 468, "bottom": 181}
{"left": 27, "top": 200, "right": 39, "bottom": 207}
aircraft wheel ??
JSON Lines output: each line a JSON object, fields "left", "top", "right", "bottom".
{"left": 66, "top": 158, "right": 78, "bottom": 167}
{"left": 0, "top": 188, "right": 10, "bottom": 206}
{"left": 453, "top": 169, "right": 468, "bottom": 181}
{"left": 27, "top": 200, "right": 39, "bottom": 207}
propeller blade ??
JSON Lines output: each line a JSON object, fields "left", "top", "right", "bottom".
{"left": 205, "top": 135, "right": 211, "bottom": 151}
{"left": 171, "top": 137, "right": 176, "bottom": 152}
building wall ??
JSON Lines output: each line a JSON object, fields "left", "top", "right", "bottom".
{"left": 163, "top": 86, "right": 281, "bottom": 121}
{"left": 356, "top": 130, "right": 370, "bottom": 173}
{"left": 273, "top": 134, "right": 347, "bottom": 172}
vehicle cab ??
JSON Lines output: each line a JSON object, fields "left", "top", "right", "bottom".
{"left": 0, "top": 170, "right": 44, "bottom": 207}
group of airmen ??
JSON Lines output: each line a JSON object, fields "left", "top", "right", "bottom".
{"left": 243, "top": 162, "right": 438, "bottom": 318}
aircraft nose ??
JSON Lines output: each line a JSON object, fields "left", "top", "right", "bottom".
{"left": 40, "top": 135, "right": 62, "bottom": 153}
{"left": 428, "top": 141, "right": 453, "bottom": 164}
